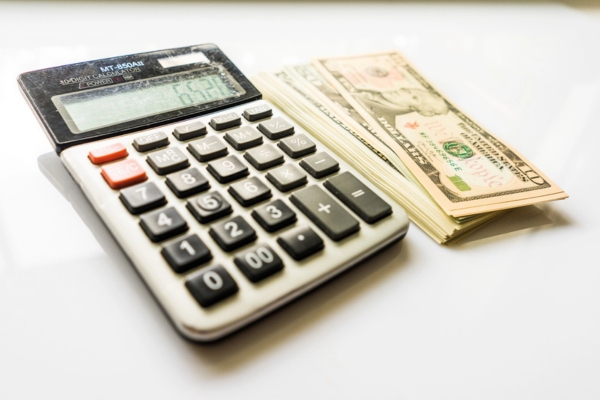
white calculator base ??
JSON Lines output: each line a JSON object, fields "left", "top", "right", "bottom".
{"left": 61, "top": 100, "right": 409, "bottom": 341}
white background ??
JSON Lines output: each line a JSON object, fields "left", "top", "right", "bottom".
{"left": 1, "top": 1, "right": 599, "bottom": 399}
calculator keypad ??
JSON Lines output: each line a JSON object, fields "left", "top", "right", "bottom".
{"left": 266, "top": 164, "right": 307, "bottom": 192}
{"left": 209, "top": 112, "right": 241, "bottom": 131}
{"left": 88, "top": 142, "right": 128, "bottom": 165}
{"left": 188, "top": 136, "right": 229, "bottom": 162}
{"left": 243, "top": 143, "right": 285, "bottom": 170}
{"left": 133, "top": 131, "right": 169, "bottom": 152}
{"left": 277, "top": 226, "right": 324, "bottom": 260}
{"left": 299, "top": 152, "right": 340, "bottom": 178}
{"left": 257, "top": 117, "right": 295, "bottom": 140}
{"left": 173, "top": 121, "right": 207, "bottom": 141}
{"left": 224, "top": 126, "right": 263, "bottom": 150}
{"left": 147, "top": 147, "right": 190, "bottom": 175}
{"left": 101, "top": 158, "right": 147, "bottom": 189}
{"left": 243, "top": 104, "right": 273, "bottom": 121}
{"left": 67, "top": 99, "right": 407, "bottom": 340}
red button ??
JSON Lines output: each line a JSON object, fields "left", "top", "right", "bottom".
{"left": 88, "top": 143, "right": 128, "bottom": 165}
{"left": 101, "top": 159, "right": 147, "bottom": 189}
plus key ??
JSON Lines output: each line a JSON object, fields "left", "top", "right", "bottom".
{"left": 290, "top": 185, "right": 360, "bottom": 241}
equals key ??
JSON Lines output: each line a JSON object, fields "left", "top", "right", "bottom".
{"left": 323, "top": 172, "right": 392, "bottom": 224}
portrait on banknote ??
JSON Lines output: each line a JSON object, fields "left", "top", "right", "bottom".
{"left": 312, "top": 52, "right": 567, "bottom": 217}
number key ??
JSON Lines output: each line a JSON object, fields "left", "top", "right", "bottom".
{"left": 209, "top": 215, "right": 257, "bottom": 252}
{"left": 165, "top": 167, "right": 210, "bottom": 198}
{"left": 207, "top": 155, "right": 249, "bottom": 183}
{"left": 161, "top": 234, "right": 212, "bottom": 273}
{"left": 186, "top": 191, "right": 232, "bottom": 224}
{"left": 228, "top": 177, "right": 272, "bottom": 207}
{"left": 234, "top": 244, "right": 284, "bottom": 282}
{"left": 251, "top": 199, "right": 297, "bottom": 232}
{"left": 119, "top": 181, "right": 167, "bottom": 214}
{"left": 185, "top": 265, "right": 239, "bottom": 307}
{"left": 139, "top": 206, "right": 188, "bottom": 242}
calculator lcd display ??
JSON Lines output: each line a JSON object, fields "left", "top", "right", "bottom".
{"left": 53, "top": 69, "right": 245, "bottom": 133}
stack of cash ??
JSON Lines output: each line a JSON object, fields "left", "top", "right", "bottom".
{"left": 252, "top": 52, "right": 567, "bottom": 244}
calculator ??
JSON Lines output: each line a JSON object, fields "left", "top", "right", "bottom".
{"left": 18, "top": 44, "right": 409, "bottom": 341}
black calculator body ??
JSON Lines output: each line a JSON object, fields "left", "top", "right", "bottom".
{"left": 18, "top": 44, "right": 409, "bottom": 341}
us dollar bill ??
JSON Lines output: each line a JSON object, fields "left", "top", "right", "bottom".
{"left": 282, "top": 64, "right": 419, "bottom": 186}
{"left": 312, "top": 51, "right": 568, "bottom": 217}
{"left": 252, "top": 69, "right": 503, "bottom": 243}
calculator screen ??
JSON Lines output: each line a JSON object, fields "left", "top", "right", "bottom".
{"left": 53, "top": 68, "right": 245, "bottom": 134}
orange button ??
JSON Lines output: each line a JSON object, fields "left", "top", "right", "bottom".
{"left": 101, "top": 159, "right": 147, "bottom": 189}
{"left": 88, "top": 143, "right": 128, "bottom": 165}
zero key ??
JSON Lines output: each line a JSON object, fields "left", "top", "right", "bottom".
{"left": 185, "top": 265, "right": 238, "bottom": 307}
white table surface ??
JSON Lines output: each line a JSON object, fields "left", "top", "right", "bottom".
{"left": 1, "top": 1, "right": 599, "bottom": 399}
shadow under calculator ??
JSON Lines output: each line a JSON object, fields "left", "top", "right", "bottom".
{"left": 37, "top": 150, "right": 567, "bottom": 373}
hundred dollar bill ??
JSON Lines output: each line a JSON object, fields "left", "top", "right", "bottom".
{"left": 312, "top": 52, "right": 568, "bottom": 217}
